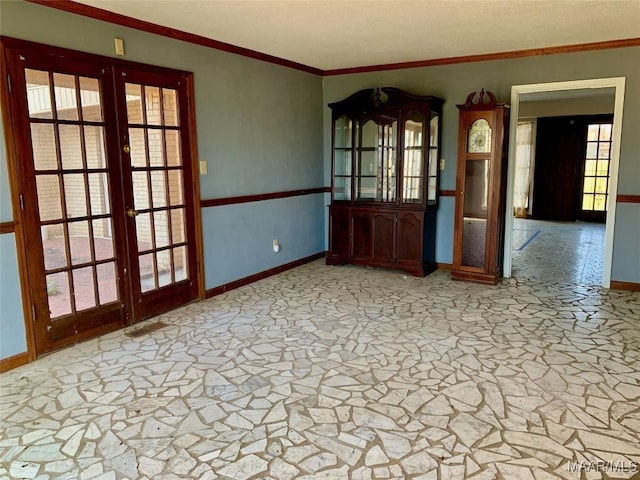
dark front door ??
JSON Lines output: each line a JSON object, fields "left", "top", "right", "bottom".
{"left": 532, "top": 115, "right": 613, "bottom": 222}
{"left": 532, "top": 116, "right": 584, "bottom": 221}
{"left": 3, "top": 39, "right": 199, "bottom": 355}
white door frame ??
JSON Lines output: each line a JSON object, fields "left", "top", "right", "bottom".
{"left": 504, "top": 77, "right": 626, "bottom": 288}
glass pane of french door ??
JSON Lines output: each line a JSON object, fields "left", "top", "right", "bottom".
{"left": 123, "top": 81, "right": 189, "bottom": 296}
{"left": 25, "top": 68, "right": 120, "bottom": 323}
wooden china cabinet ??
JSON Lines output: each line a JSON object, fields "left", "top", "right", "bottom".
{"left": 326, "top": 87, "right": 443, "bottom": 276}
{"left": 452, "top": 90, "right": 510, "bottom": 284}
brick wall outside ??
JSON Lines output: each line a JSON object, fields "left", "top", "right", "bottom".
{"left": 32, "top": 94, "right": 186, "bottom": 281}
{"left": 127, "top": 92, "right": 185, "bottom": 276}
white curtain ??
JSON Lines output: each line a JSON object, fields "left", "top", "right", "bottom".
{"left": 514, "top": 121, "right": 535, "bottom": 218}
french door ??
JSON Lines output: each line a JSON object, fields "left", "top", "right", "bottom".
{"left": 2, "top": 39, "right": 199, "bottom": 354}
{"left": 114, "top": 67, "right": 199, "bottom": 320}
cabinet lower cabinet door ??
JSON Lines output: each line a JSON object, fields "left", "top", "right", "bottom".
{"left": 329, "top": 206, "right": 350, "bottom": 260}
{"left": 372, "top": 212, "right": 396, "bottom": 263}
{"left": 397, "top": 211, "right": 422, "bottom": 262}
{"left": 351, "top": 212, "right": 373, "bottom": 259}
{"left": 327, "top": 206, "right": 435, "bottom": 277}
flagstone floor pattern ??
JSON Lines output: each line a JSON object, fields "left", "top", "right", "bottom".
{"left": 1, "top": 261, "right": 639, "bottom": 479}
{"left": 511, "top": 220, "right": 605, "bottom": 286}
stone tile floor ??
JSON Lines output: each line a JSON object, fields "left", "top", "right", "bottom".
{"left": 511, "top": 219, "right": 605, "bottom": 286}
{"left": 1, "top": 260, "right": 639, "bottom": 479}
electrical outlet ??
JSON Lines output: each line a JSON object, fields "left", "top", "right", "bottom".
{"left": 440, "top": 158, "right": 446, "bottom": 171}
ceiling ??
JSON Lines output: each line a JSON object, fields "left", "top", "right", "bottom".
{"left": 75, "top": 0, "right": 640, "bottom": 71}
{"left": 521, "top": 88, "right": 616, "bottom": 103}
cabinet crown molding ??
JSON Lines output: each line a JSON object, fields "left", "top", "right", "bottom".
{"left": 329, "top": 87, "right": 443, "bottom": 115}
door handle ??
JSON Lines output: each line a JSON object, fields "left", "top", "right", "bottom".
{"left": 123, "top": 144, "right": 131, "bottom": 153}
{"left": 126, "top": 208, "right": 139, "bottom": 218}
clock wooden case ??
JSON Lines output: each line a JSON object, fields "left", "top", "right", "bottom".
{"left": 452, "top": 90, "right": 510, "bottom": 284}
{"left": 327, "top": 87, "right": 443, "bottom": 276}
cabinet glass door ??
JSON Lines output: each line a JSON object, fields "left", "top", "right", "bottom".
{"left": 333, "top": 115, "right": 352, "bottom": 200}
{"left": 357, "top": 120, "right": 377, "bottom": 200}
{"left": 461, "top": 159, "right": 490, "bottom": 268}
{"left": 427, "top": 113, "right": 439, "bottom": 203}
{"left": 380, "top": 121, "right": 397, "bottom": 202}
{"left": 356, "top": 118, "right": 396, "bottom": 202}
{"left": 403, "top": 112, "right": 424, "bottom": 203}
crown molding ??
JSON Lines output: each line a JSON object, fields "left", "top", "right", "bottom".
{"left": 25, "top": 1, "right": 640, "bottom": 77}
{"left": 25, "top": 0, "right": 323, "bottom": 75}
{"left": 323, "top": 38, "right": 640, "bottom": 76}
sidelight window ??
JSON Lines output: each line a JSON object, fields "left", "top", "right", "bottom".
{"left": 582, "top": 123, "right": 612, "bottom": 213}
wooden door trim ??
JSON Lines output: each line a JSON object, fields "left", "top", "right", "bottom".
{"left": 505, "top": 77, "right": 626, "bottom": 287}
{"left": 1, "top": 36, "right": 193, "bottom": 77}
{"left": 185, "top": 74, "right": 205, "bottom": 300}
{"left": 0, "top": 40, "right": 38, "bottom": 363}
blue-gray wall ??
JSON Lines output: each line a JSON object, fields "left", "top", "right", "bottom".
{"left": 202, "top": 195, "right": 325, "bottom": 288}
{"left": 322, "top": 48, "right": 640, "bottom": 274}
{"left": 0, "top": 234, "right": 25, "bottom": 359}
{"left": 0, "top": 95, "right": 26, "bottom": 358}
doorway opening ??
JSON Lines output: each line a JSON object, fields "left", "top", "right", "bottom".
{"left": 511, "top": 219, "right": 606, "bottom": 285}
{"left": 504, "top": 78, "right": 626, "bottom": 288}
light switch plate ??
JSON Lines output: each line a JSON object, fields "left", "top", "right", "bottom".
{"left": 199, "top": 161, "right": 208, "bottom": 175}
{"left": 114, "top": 38, "right": 125, "bottom": 56}
{"left": 440, "top": 158, "right": 446, "bottom": 171}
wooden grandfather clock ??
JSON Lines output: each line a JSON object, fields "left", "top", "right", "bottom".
{"left": 452, "top": 90, "right": 510, "bottom": 284}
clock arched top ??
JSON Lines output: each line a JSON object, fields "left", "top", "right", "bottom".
{"left": 467, "top": 118, "right": 492, "bottom": 154}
